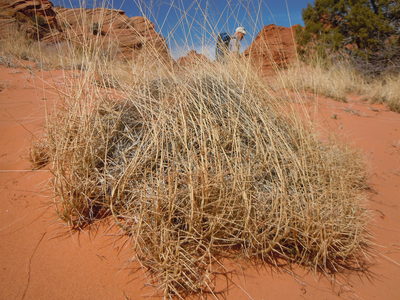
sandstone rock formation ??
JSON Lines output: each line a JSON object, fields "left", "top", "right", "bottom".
{"left": 1, "top": 1, "right": 298, "bottom": 70}
{"left": 0, "top": 0, "right": 60, "bottom": 39}
{"left": 244, "top": 24, "right": 299, "bottom": 75}
{"left": 0, "top": 0, "right": 171, "bottom": 62}
{"left": 53, "top": 7, "right": 170, "bottom": 61}
{"left": 176, "top": 50, "right": 208, "bottom": 67}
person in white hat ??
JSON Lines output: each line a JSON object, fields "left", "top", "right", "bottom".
{"left": 215, "top": 26, "right": 247, "bottom": 61}
{"left": 230, "top": 26, "right": 247, "bottom": 55}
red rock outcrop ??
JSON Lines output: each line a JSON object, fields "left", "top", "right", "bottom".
{"left": 0, "top": 0, "right": 60, "bottom": 39}
{"left": 53, "top": 7, "right": 170, "bottom": 61}
{"left": 244, "top": 24, "right": 299, "bottom": 75}
{"left": 176, "top": 50, "right": 208, "bottom": 67}
{"left": 0, "top": 0, "right": 171, "bottom": 62}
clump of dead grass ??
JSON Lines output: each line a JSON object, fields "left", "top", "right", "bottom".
{"left": 0, "top": 29, "right": 112, "bottom": 70}
{"left": 276, "top": 60, "right": 400, "bottom": 113}
{"left": 29, "top": 138, "right": 50, "bottom": 170}
{"left": 40, "top": 54, "right": 370, "bottom": 297}
{"left": 0, "top": 55, "right": 16, "bottom": 68}
{"left": 276, "top": 60, "right": 365, "bottom": 101}
{"left": 362, "top": 74, "right": 400, "bottom": 113}
{"left": 0, "top": 32, "right": 54, "bottom": 67}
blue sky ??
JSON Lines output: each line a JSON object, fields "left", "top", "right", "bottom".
{"left": 53, "top": 1, "right": 313, "bottom": 59}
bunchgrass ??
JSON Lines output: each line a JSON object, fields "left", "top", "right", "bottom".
{"left": 37, "top": 54, "right": 370, "bottom": 298}
{"left": 363, "top": 74, "right": 400, "bottom": 113}
{"left": 276, "top": 59, "right": 400, "bottom": 112}
{"left": 20, "top": 1, "right": 373, "bottom": 298}
{"left": 275, "top": 60, "right": 366, "bottom": 102}
{"left": 29, "top": 139, "right": 50, "bottom": 170}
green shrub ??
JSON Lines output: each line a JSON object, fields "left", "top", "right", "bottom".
{"left": 297, "top": 0, "right": 400, "bottom": 75}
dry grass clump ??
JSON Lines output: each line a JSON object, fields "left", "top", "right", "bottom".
{"left": 276, "top": 61, "right": 365, "bottom": 101}
{"left": 0, "top": 55, "right": 16, "bottom": 68}
{"left": 29, "top": 138, "right": 50, "bottom": 170}
{"left": 41, "top": 57, "right": 370, "bottom": 297}
{"left": 362, "top": 74, "right": 400, "bottom": 113}
{"left": 0, "top": 30, "right": 110, "bottom": 70}
{"left": 276, "top": 60, "right": 400, "bottom": 113}
{"left": 0, "top": 32, "right": 56, "bottom": 67}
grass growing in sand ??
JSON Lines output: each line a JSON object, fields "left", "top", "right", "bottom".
{"left": 276, "top": 60, "right": 400, "bottom": 112}
{"left": 36, "top": 55, "right": 370, "bottom": 299}
{"left": 275, "top": 60, "right": 365, "bottom": 102}
{"left": 0, "top": 26, "right": 118, "bottom": 70}
{"left": 10, "top": 1, "right": 374, "bottom": 298}
{"left": 363, "top": 74, "right": 400, "bottom": 113}
{"left": 0, "top": 32, "right": 70, "bottom": 69}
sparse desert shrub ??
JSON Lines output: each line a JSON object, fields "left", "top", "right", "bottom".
{"left": 0, "top": 32, "right": 34, "bottom": 62}
{"left": 276, "top": 60, "right": 365, "bottom": 101}
{"left": 363, "top": 74, "right": 400, "bottom": 112}
{"left": 388, "top": 99, "right": 400, "bottom": 113}
{"left": 350, "top": 44, "right": 400, "bottom": 77}
{"left": 0, "top": 31, "right": 111, "bottom": 70}
{"left": 0, "top": 56, "right": 15, "bottom": 67}
{"left": 276, "top": 59, "right": 400, "bottom": 113}
{"left": 29, "top": 139, "right": 50, "bottom": 169}
{"left": 0, "top": 32, "right": 54, "bottom": 66}
{"left": 42, "top": 58, "right": 370, "bottom": 297}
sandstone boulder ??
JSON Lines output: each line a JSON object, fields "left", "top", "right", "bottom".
{"left": 244, "top": 24, "right": 298, "bottom": 75}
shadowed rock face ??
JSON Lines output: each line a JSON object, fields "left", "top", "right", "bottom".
{"left": 0, "top": 0, "right": 60, "bottom": 39}
{"left": 0, "top": 0, "right": 171, "bottom": 62}
{"left": 244, "top": 24, "right": 299, "bottom": 76}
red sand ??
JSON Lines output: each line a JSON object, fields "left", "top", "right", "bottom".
{"left": 1, "top": 66, "right": 399, "bottom": 299}
{"left": 0, "top": 67, "right": 149, "bottom": 299}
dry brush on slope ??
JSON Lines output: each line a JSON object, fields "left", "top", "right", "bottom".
{"left": 33, "top": 51, "right": 371, "bottom": 298}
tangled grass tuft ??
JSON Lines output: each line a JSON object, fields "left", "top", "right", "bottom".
{"left": 41, "top": 60, "right": 370, "bottom": 298}
{"left": 29, "top": 139, "right": 50, "bottom": 170}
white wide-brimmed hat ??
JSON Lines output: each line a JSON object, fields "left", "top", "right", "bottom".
{"left": 235, "top": 26, "right": 247, "bottom": 35}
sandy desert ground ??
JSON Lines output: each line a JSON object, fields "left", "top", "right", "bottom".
{"left": 1, "top": 65, "right": 399, "bottom": 299}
